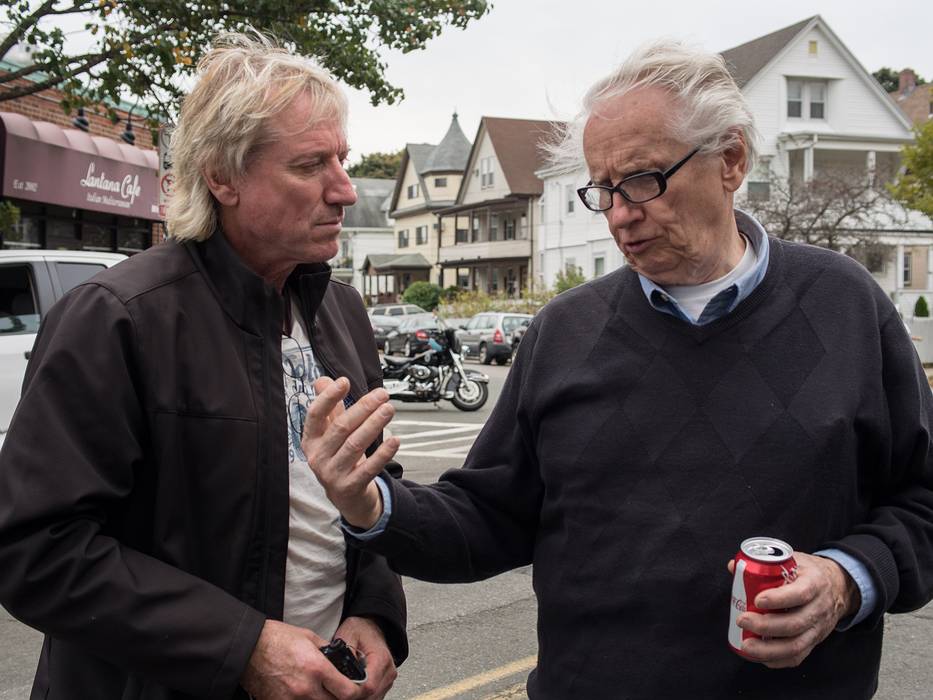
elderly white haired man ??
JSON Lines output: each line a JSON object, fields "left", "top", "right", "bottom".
{"left": 301, "top": 40, "right": 933, "bottom": 698}
{"left": 0, "top": 35, "right": 406, "bottom": 699}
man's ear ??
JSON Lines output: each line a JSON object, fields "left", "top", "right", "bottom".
{"left": 720, "top": 131, "right": 748, "bottom": 194}
{"left": 203, "top": 168, "right": 239, "bottom": 207}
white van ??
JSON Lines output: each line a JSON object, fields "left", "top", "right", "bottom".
{"left": 0, "top": 250, "right": 126, "bottom": 441}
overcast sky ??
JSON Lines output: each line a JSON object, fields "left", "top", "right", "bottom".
{"left": 342, "top": 0, "right": 933, "bottom": 163}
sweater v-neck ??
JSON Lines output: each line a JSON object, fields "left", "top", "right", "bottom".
{"left": 623, "top": 238, "right": 786, "bottom": 345}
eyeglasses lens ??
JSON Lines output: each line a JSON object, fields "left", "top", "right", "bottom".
{"left": 622, "top": 174, "right": 663, "bottom": 203}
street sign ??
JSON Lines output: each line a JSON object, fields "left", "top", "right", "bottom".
{"left": 158, "top": 125, "right": 174, "bottom": 226}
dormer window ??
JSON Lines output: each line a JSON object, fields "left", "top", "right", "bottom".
{"left": 407, "top": 183, "right": 420, "bottom": 199}
{"left": 787, "top": 79, "right": 827, "bottom": 120}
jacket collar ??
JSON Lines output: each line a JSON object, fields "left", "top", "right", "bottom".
{"left": 287, "top": 263, "right": 333, "bottom": 332}
{"left": 187, "top": 230, "right": 333, "bottom": 336}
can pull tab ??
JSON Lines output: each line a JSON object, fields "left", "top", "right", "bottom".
{"left": 781, "top": 564, "right": 798, "bottom": 583}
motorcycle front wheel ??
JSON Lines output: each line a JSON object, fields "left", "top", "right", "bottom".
{"left": 450, "top": 378, "right": 488, "bottom": 411}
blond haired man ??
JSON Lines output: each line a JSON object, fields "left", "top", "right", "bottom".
{"left": 0, "top": 35, "right": 405, "bottom": 699}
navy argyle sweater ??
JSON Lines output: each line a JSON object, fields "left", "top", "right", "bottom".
{"left": 365, "top": 238, "right": 933, "bottom": 699}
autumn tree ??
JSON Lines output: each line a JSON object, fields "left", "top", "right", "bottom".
{"left": 872, "top": 66, "right": 926, "bottom": 93}
{"left": 738, "top": 167, "right": 907, "bottom": 252}
{"left": 0, "top": 1, "right": 491, "bottom": 125}
{"left": 889, "top": 120, "right": 933, "bottom": 218}
{"left": 347, "top": 150, "right": 403, "bottom": 179}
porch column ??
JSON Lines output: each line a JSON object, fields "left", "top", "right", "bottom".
{"left": 866, "top": 151, "right": 876, "bottom": 187}
{"left": 803, "top": 146, "right": 814, "bottom": 181}
{"left": 896, "top": 244, "right": 905, "bottom": 309}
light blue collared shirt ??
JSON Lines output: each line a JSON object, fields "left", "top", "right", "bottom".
{"left": 346, "top": 209, "right": 876, "bottom": 628}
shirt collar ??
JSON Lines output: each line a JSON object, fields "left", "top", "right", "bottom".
{"left": 637, "top": 209, "right": 770, "bottom": 324}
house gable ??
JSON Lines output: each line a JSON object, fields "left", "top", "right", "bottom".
{"left": 389, "top": 143, "right": 434, "bottom": 216}
{"left": 458, "top": 122, "right": 510, "bottom": 205}
{"left": 733, "top": 17, "right": 913, "bottom": 158}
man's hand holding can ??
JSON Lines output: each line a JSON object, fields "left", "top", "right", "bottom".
{"left": 728, "top": 541, "right": 860, "bottom": 668}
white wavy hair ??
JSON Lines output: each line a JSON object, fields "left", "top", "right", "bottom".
{"left": 165, "top": 32, "right": 348, "bottom": 242}
{"left": 546, "top": 39, "right": 759, "bottom": 176}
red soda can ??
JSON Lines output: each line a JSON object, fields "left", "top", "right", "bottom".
{"left": 728, "top": 536, "right": 798, "bottom": 658}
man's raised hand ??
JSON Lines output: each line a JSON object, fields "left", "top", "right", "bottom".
{"left": 301, "top": 377, "right": 400, "bottom": 530}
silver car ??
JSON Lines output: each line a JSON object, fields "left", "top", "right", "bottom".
{"left": 457, "top": 312, "right": 534, "bottom": 365}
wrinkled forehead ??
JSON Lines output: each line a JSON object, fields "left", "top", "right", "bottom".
{"left": 582, "top": 88, "right": 683, "bottom": 173}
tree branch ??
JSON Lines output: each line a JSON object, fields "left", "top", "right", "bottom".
{"left": 0, "top": 51, "right": 109, "bottom": 85}
{"left": 0, "top": 0, "right": 56, "bottom": 63}
{"left": 48, "top": 1, "right": 101, "bottom": 16}
{"left": 0, "top": 50, "right": 115, "bottom": 102}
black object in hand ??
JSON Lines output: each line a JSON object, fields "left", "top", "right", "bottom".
{"left": 320, "top": 637, "right": 367, "bottom": 682}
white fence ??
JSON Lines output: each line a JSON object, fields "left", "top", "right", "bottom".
{"left": 909, "top": 318, "right": 933, "bottom": 364}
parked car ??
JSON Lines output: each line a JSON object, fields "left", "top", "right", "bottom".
{"left": 509, "top": 318, "right": 532, "bottom": 357}
{"left": 370, "top": 314, "right": 401, "bottom": 351}
{"left": 457, "top": 312, "right": 534, "bottom": 365}
{"left": 368, "top": 303, "right": 427, "bottom": 317}
{"left": 0, "top": 250, "right": 127, "bottom": 443}
{"left": 384, "top": 315, "right": 447, "bottom": 357}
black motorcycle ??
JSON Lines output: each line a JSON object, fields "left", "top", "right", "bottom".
{"left": 382, "top": 327, "right": 489, "bottom": 411}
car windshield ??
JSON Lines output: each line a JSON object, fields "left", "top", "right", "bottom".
{"left": 502, "top": 316, "right": 531, "bottom": 332}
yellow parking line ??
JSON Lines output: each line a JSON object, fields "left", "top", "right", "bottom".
{"left": 407, "top": 655, "right": 536, "bottom": 700}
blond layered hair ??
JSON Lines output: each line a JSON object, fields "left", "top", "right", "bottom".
{"left": 547, "top": 39, "right": 759, "bottom": 175}
{"left": 165, "top": 33, "right": 348, "bottom": 241}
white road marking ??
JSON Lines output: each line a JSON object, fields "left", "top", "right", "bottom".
{"left": 396, "top": 448, "right": 474, "bottom": 458}
{"left": 403, "top": 435, "right": 479, "bottom": 449}
{"left": 391, "top": 419, "right": 482, "bottom": 459}
{"left": 396, "top": 425, "right": 481, "bottom": 439}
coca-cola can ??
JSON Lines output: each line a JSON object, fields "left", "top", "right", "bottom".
{"left": 728, "top": 536, "right": 798, "bottom": 658}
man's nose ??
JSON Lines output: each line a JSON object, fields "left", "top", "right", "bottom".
{"left": 326, "top": 163, "right": 358, "bottom": 206}
{"left": 605, "top": 192, "right": 645, "bottom": 229}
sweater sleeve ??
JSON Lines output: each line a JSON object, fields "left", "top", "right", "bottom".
{"left": 0, "top": 284, "right": 265, "bottom": 698}
{"left": 826, "top": 311, "right": 933, "bottom": 627}
{"left": 352, "top": 325, "right": 545, "bottom": 583}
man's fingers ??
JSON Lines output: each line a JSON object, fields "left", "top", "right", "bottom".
{"left": 312, "top": 388, "right": 392, "bottom": 462}
{"left": 331, "top": 403, "right": 396, "bottom": 471}
{"left": 305, "top": 377, "right": 351, "bottom": 442}
{"left": 320, "top": 668, "right": 365, "bottom": 700}
{"left": 348, "top": 437, "right": 401, "bottom": 491}
{"left": 741, "top": 631, "right": 816, "bottom": 668}
{"left": 754, "top": 573, "right": 817, "bottom": 610}
{"left": 739, "top": 609, "right": 810, "bottom": 638}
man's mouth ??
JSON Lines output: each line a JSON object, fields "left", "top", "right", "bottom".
{"left": 623, "top": 237, "right": 655, "bottom": 255}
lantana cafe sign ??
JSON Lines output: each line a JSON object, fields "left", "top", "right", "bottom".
{"left": 1, "top": 113, "right": 160, "bottom": 220}
{"left": 80, "top": 162, "right": 143, "bottom": 209}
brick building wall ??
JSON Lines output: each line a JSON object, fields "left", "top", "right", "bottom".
{"left": 889, "top": 69, "right": 933, "bottom": 126}
{"left": 0, "top": 73, "right": 158, "bottom": 149}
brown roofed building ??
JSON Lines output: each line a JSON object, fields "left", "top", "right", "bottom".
{"left": 889, "top": 69, "right": 932, "bottom": 125}
{"left": 387, "top": 113, "right": 472, "bottom": 291}
{"left": 436, "top": 116, "right": 562, "bottom": 295}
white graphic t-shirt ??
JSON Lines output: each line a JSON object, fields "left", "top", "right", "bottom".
{"left": 281, "top": 300, "right": 346, "bottom": 639}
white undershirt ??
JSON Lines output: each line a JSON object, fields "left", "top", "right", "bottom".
{"left": 281, "top": 301, "right": 346, "bottom": 638}
{"left": 663, "top": 235, "right": 756, "bottom": 322}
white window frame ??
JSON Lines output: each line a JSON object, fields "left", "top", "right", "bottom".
{"left": 480, "top": 157, "right": 495, "bottom": 188}
{"left": 787, "top": 79, "right": 828, "bottom": 121}
{"left": 593, "top": 255, "right": 606, "bottom": 278}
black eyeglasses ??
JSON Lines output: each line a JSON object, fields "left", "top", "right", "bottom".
{"left": 577, "top": 146, "right": 701, "bottom": 212}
